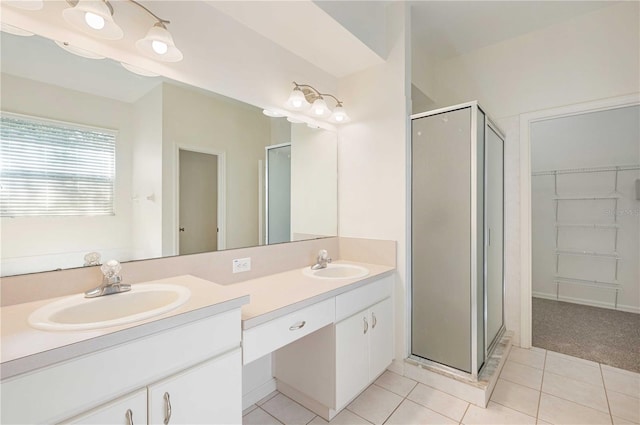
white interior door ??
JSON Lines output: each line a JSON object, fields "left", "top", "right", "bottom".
{"left": 179, "top": 149, "right": 218, "bottom": 255}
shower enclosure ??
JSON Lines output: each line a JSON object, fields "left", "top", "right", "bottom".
{"left": 410, "top": 101, "right": 505, "bottom": 379}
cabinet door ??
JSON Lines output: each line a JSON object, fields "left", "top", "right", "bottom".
{"left": 148, "top": 348, "right": 242, "bottom": 425}
{"left": 369, "top": 297, "right": 393, "bottom": 380}
{"left": 335, "top": 310, "right": 369, "bottom": 409}
{"left": 61, "top": 389, "right": 147, "bottom": 425}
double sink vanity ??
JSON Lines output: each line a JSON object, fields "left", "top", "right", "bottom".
{"left": 0, "top": 255, "right": 395, "bottom": 424}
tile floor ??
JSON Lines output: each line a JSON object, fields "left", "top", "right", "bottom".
{"left": 243, "top": 347, "right": 640, "bottom": 425}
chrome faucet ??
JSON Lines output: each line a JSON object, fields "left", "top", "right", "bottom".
{"left": 311, "top": 249, "right": 332, "bottom": 270}
{"left": 85, "top": 259, "right": 131, "bottom": 298}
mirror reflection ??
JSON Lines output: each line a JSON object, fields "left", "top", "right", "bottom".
{"left": 0, "top": 32, "right": 338, "bottom": 276}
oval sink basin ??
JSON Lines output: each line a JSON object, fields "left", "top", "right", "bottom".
{"left": 28, "top": 283, "right": 191, "bottom": 331}
{"left": 303, "top": 263, "right": 369, "bottom": 280}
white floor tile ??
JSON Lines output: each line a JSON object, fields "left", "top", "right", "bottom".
{"left": 257, "top": 390, "right": 280, "bottom": 406}
{"left": 261, "top": 394, "right": 316, "bottom": 425}
{"left": 243, "top": 404, "right": 258, "bottom": 416}
{"left": 509, "top": 347, "right": 546, "bottom": 370}
{"left": 407, "top": 383, "right": 469, "bottom": 422}
{"left": 462, "top": 401, "right": 536, "bottom": 425}
{"left": 542, "top": 371, "right": 609, "bottom": 413}
{"left": 374, "top": 370, "right": 418, "bottom": 397}
{"left": 500, "top": 360, "right": 544, "bottom": 390}
{"left": 490, "top": 378, "right": 540, "bottom": 417}
{"left": 536, "top": 420, "right": 553, "bottom": 425}
{"left": 347, "top": 384, "right": 403, "bottom": 425}
{"left": 538, "top": 393, "right": 612, "bottom": 425}
{"left": 544, "top": 352, "right": 604, "bottom": 387}
{"left": 386, "top": 399, "right": 456, "bottom": 425}
{"left": 602, "top": 367, "right": 640, "bottom": 398}
{"left": 545, "top": 350, "right": 600, "bottom": 368}
{"left": 308, "top": 409, "right": 371, "bottom": 424}
{"left": 243, "top": 407, "right": 284, "bottom": 425}
{"left": 608, "top": 390, "right": 640, "bottom": 423}
{"left": 612, "top": 415, "right": 640, "bottom": 425}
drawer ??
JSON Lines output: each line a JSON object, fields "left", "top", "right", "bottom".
{"left": 242, "top": 298, "right": 335, "bottom": 364}
{"left": 335, "top": 275, "right": 393, "bottom": 322}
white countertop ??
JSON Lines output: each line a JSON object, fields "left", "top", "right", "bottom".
{"left": 0, "top": 261, "right": 395, "bottom": 379}
{"left": 0, "top": 275, "right": 249, "bottom": 379}
{"left": 234, "top": 261, "right": 395, "bottom": 329}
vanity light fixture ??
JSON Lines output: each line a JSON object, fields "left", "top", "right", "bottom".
{"left": 284, "top": 82, "right": 350, "bottom": 124}
{"left": 60, "top": 0, "right": 183, "bottom": 62}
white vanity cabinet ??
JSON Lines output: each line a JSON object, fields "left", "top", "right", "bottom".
{"left": 273, "top": 275, "right": 393, "bottom": 421}
{"left": 147, "top": 349, "right": 242, "bottom": 425}
{"left": 1, "top": 309, "right": 244, "bottom": 425}
{"left": 335, "top": 297, "right": 393, "bottom": 409}
{"left": 62, "top": 389, "right": 147, "bottom": 425}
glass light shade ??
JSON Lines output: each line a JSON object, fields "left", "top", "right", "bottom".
{"left": 54, "top": 40, "right": 105, "bottom": 59}
{"left": 285, "top": 88, "right": 310, "bottom": 111}
{"left": 62, "top": 1, "right": 123, "bottom": 40}
{"left": 136, "top": 23, "right": 183, "bottom": 63}
{"left": 329, "top": 105, "right": 350, "bottom": 124}
{"left": 121, "top": 62, "right": 159, "bottom": 77}
{"left": 4, "top": 0, "right": 43, "bottom": 10}
{"left": 310, "top": 98, "right": 331, "bottom": 118}
{"left": 0, "top": 23, "right": 34, "bottom": 37}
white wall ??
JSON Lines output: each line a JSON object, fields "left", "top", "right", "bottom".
{"left": 131, "top": 85, "right": 164, "bottom": 260}
{"left": 161, "top": 83, "right": 272, "bottom": 254}
{"left": 337, "top": 2, "right": 410, "bottom": 369}
{"left": 0, "top": 74, "right": 134, "bottom": 275}
{"left": 531, "top": 106, "right": 640, "bottom": 312}
{"left": 291, "top": 125, "right": 338, "bottom": 240}
{"left": 426, "top": 2, "right": 640, "bottom": 345}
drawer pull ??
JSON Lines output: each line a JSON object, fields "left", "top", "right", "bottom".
{"left": 289, "top": 321, "right": 306, "bottom": 331}
{"left": 163, "top": 392, "right": 172, "bottom": 424}
{"left": 363, "top": 317, "right": 369, "bottom": 334}
{"left": 126, "top": 409, "right": 134, "bottom": 425}
{"left": 372, "top": 312, "right": 377, "bottom": 329}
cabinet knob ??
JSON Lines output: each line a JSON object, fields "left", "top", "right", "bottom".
{"left": 372, "top": 312, "right": 377, "bottom": 329}
{"left": 363, "top": 317, "right": 369, "bottom": 334}
{"left": 125, "top": 409, "right": 134, "bottom": 425}
{"left": 163, "top": 392, "right": 172, "bottom": 425}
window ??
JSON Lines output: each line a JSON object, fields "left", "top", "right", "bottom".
{"left": 0, "top": 113, "right": 116, "bottom": 217}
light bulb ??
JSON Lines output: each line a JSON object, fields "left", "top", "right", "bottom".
{"left": 152, "top": 40, "right": 168, "bottom": 55}
{"left": 285, "top": 88, "right": 309, "bottom": 111}
{"left": 329, "top": 104, "right": 350, "bottom": 124}
{"left": 84, "top": 11, "right": 105, "bottom": 30}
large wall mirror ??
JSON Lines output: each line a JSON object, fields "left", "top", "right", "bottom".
{"left": 0, "top": 32, "right": 338, "bottom": 277}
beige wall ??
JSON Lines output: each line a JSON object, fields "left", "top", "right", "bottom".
{"left": 160, "top": 83, "right": 272, "bottom": 253}
{"left": 0, "top": 74, "right": 135, "bottom": 275}
{"left": 337, "top": 2, "right": 410, "bottom": 369}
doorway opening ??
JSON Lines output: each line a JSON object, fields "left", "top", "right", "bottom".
{"left": 178, "top": 148, "right": 224, "bottom": 255}
{"left": 527, "top": 102, "right": 640, "bottom": 372}
{"left": 265, "top": 143, "right": 291, "bottom": 245}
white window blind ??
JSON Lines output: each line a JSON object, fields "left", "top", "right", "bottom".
{"left": 0, "top": 113, "right": 116, "bottom": 217}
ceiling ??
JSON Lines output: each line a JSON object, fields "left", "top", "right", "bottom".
{"left": 409, "top": 1, "right": 616, "bottom": 59}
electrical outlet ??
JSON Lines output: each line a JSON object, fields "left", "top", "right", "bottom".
{"left": 232, "top": 257, "right": 251, "bottom": 273}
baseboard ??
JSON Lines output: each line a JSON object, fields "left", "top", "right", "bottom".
{"left": 242, "top": 377, "right": 277, "bottom": 410}
{"left": 533, "top": 292, "right": 640, "bottom": 314}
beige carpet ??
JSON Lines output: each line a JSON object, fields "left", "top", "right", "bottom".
{"left": 532, "top": 297, "right": 640, "bottom": 373}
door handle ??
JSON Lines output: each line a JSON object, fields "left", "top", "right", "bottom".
{"left": 372, "top": 312, "right": 377, "bottom": 329}
{"left": 163, "top": 392, "right": 172, "bottom": 424}
{"left": 125, "top": 409, "right": 134, "bottom": 425}
{"left": 179, "top": 227, "right": 185, "bottom": 232}
{"left": 363, "top": 317, "right": 369, "bottom": 334}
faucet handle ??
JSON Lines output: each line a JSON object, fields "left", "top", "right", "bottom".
{"left": 318, "top": 249, "right": 328, "bottom": 260}
{"left": 100, "top": 259, "right": 121, "bottom": 278}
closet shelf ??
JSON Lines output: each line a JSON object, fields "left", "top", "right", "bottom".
{"left": 555, "top": 249, "right": 619, "bottom": 259}
{"left": 554, "top": 223, "right": 618, "bottom": 229}
{"left": 554, "top": 276, "right": 620, "bottom": 289}
{"left": 553, "top": 194, "right": 621, "bottom": 201}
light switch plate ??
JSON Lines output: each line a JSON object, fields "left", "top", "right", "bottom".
{"left": 232, "top": 257, "right": 251, "bottom": 273}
